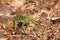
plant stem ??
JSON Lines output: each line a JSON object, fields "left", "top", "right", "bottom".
{"left": 22, "top": 22, "right": 27, "bottom": 34}
{"left": 13, "top": 21, "right": 17, "bottom": 31}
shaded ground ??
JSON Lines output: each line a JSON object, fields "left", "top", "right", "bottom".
{"left": 0, "top": 0, "right": 60, "bottom": 40}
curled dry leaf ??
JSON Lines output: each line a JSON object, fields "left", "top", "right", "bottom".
{"left": 26, "top": 27, "right": 33, "bottom": 34}
{"left": 51, "top": 17, "right": 60, "bottom": 20}
{"left": 3, "top": 24, "right": 13, "bottom": 31}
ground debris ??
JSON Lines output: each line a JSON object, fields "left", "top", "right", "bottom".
{"left": 0, "top": 0, "right": 60, "bottom": 40}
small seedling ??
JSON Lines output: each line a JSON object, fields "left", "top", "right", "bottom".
{"left": 11, "top": 14, "right": 33, "bottom": 34}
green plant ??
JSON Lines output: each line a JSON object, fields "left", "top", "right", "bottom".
{"left": 11, "top": 14, "right": 33, "bottom": 34}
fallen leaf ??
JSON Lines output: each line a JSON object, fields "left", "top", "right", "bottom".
{"left": 51, "top": 17, "right": 60, "bottom": 20}
{"left": 0, "top": 38, "right": 7, "bottom": 40}
{"left": 3, "top": 24, "right": 13, "bottom": 31}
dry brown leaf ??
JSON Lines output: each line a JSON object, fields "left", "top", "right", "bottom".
{"left": 51, "top": 17, "right": 60, "bottom": 20}
{"left": 33, "top": 13, "right": 40, "bottom": 21}
{"left": 37, "top": 37, "right": 43, "bottom": 40}
{"left": 0, "top": 38, "right": 7, "bottom": 40}
{"left": 3, "top": 24, "right": 13, "bottom": 31}
{"left": 4, "top": 31, "right": 12, "bottom": 37}
{"left": 26, "top": 27, "right": 33, "bottom": 34}
{"left": 21, "top": 5, "right": 27, "bottom": 11}
{"left": 10, "top": 0, "right": 24, "bottom": 8}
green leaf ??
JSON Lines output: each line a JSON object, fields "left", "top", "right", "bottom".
{"left": 27, "top": 14, "right": 33, "bottom": 20}
{"left": 24, "top": 14, "right": 33, "bottom": 21}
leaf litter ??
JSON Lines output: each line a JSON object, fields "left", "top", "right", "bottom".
{"left": 0, "top": 0, "right": 60, "bottom": 40}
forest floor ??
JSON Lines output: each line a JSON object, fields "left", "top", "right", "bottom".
{"left": 0, "top": 0, "right": 60, "bottom": 40}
